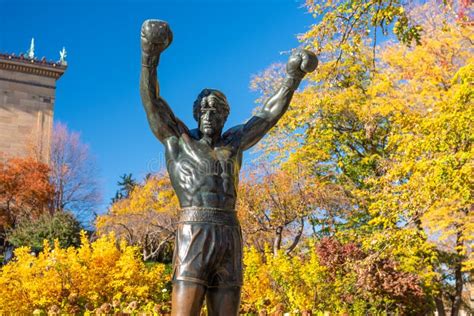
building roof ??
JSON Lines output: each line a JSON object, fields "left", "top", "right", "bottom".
{"left": 0, "top": 52, "right": 67, "bottom": 79}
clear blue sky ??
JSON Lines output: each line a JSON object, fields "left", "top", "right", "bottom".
{"left": 0, "top": 0, "right": 315, "bottom": 211}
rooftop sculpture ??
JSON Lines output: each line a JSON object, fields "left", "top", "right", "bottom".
{"left": 27, "top": 38, "right": 35, "bottom": 59}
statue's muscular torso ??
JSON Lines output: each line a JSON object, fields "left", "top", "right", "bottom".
{"left": 140, "top": 21, "right": 315, "bottom": 211}
{"left": 164, "top": 129, "right": 243, "bottom": 210}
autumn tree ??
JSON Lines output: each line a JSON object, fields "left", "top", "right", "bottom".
{"left": 237, "top": 164, "right": 348, "bottom": 255}
{"left": 360, "top": 5, "right": 472, "bottom": 314}
{"left": 0, "top": 123, "right": 100, "bottom": 258}
{"left": 251, "top": 0, "right": 472, "bottom": 313}
{"left": 96, "top": 172, "right": 178, "bottom": 262}
{"left": 369, "top": 14, "right": 473, "bottom": 313}
{"left": 0, "top": 157, "right": 54, "bottom": 250}
{"left": 50, "top": 122, "right": 101, "bottom": 222}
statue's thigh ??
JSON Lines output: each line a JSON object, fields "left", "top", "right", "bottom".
{"left": 171, "top": 280, "right": 206, "bottom": 316}
{"left": 206, "top": 286, "right": 241, "bottom": 316}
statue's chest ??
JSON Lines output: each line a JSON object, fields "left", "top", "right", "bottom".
{"left": 177, "top": 137, "right": 239, "bottom": 176}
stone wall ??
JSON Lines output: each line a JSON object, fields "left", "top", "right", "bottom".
{"left": 0, "top": 55, "right": 66, "bottom": 162}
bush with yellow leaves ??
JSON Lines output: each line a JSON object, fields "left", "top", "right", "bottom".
{"left": 0, "top": 232, "right": 171, "bottom": 314}
{"left": 241, "top": 244, "right": 329, "bottom": 315}
{"left": 241, "top": 239, "right": 429, "bottom": 315}
{"left": 0, "top": 233, "right": 431, "bottom": 314}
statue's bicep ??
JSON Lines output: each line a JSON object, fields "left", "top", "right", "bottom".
{"left": 147, "top": 98, "right": 189, "bottom": 142}
{"left": 239, "top": 117, "right": 272, "bottom": 151}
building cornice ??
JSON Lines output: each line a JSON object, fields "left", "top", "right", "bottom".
{"left": 0, "top": 53, "right": 66, "bottom": 79}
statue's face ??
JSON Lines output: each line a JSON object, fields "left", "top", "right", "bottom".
{"left": 199, "top": 95, "right": 227, "bottom": 137}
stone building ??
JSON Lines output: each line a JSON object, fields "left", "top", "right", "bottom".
{"left": 0, "top": 48, "right": 66, "bottom": 162}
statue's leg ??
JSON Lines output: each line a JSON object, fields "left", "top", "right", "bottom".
{"left": 205, "top": 286, "right": 241, "bottom": 316}
{"left": 171, "top": 222, "right": 210, "bottom": 315}
{"left": 205, "top": 224, "right": 243, "bottom": 315}
{"left": 171, "top": 280, "right": 206, "bottom": 316}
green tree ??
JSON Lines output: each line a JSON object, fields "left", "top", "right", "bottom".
{"left": 111, "top": 173, "right": 137, "bottom": 203}
{"left": 7, "top": 211, "right": 81, "bottom": 252}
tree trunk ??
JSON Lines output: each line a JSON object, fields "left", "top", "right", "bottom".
{"left": 273, "top": 226, "right": 283, "bottom": 256}
{"left": 450, "top": 230, "right": 464, "bottom": 316}
{"left": 450, "top": 264, "right": 463, "bottom": 316}
{"left": 285, "top": 218, "right": 304, "bottom": 255}
{"left": 434, "top": 294, "right": 446, "bottom": 316}
{"left": 143, "top": 234, "right": 149, "bottom": 261}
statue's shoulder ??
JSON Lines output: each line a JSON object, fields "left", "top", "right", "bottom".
{"left": 188, "top": 128, "right": 201, "bottom": 141}
{"left": 222, "top": 125, "right": 244, "bottom": 145}
{"left": 167, "top": 129, "right": 199, "bottom": 147}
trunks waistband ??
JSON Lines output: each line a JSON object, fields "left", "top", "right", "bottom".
{"left": 178, "top": 207, "right": 239, "bottom": 226}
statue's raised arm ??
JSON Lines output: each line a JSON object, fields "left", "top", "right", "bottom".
{"left": 140, "top": 20, "right": 189, "bottom": 143}
{"left": 224, "top": 50, "right": 318, "bottom": 151}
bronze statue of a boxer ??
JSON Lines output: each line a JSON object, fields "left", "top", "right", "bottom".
{"left": 140, "top": 19, "right": 317, "bottom": 316}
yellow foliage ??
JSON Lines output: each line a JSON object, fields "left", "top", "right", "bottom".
{"left": 250, "top": 1, "right": 471, "bottom": 311}
{"left": 101, "top": 173, "right": 179, "bottom": 218}
{"left": 241, "top": 246, "right": 283, "bottom": 313}
{"left": 0, "top": 232, "right": 171, "bottom": 314}
{"left": 96, "top": 173, "right": 178, "bottom": 261}
{"left": 241, "top": 243, "right": 366, "bottom": 314}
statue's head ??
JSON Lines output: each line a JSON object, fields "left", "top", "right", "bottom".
{"left": 193, "top": 89, "right": 230, "bottom": 137}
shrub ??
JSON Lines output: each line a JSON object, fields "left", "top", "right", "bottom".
{"left": 7, "top": 211, "right": 82, "bottom": 252}
{"left": 0, "top": 232, "right": 171, "bottom": 314}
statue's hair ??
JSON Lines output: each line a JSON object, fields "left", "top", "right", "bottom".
{"left": 193, "top": 89, "right": 230, "bottom": 122}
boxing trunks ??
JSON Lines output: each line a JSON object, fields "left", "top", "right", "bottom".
{"left": 172, "top": 207, "right": 243, "bottom": 288}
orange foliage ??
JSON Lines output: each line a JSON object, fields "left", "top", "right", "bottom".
{"left": 0, "top": 157, "right": 53, "bottom": 230}
{"left": 238, "top": 166, "right": 348, "bottom": 255}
